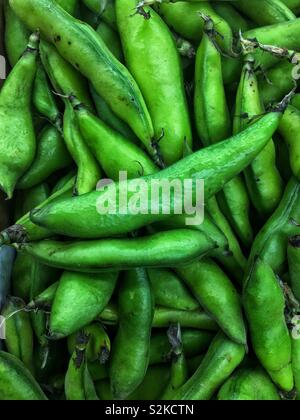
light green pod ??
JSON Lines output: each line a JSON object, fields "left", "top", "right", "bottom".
{"left": 170, "top": 332, "right": 246, "bottom": 400}
{"left": 176, "top": 259, "right": 246, "bottom": 345}
{"left": 234, "top": 0, "right": 296, "bottom": 26}
{"left": 194, "top": 21, "right": 252, "bottom": 247}
{"left": 217, "top": 367, "right": 280, "bottom": 400}
{"left": 116, "top": 0, "right": 192, "bottom": 166}
{"left": 65, "top": 336, "right": 99, "bottom": 400}
{"left": 234, "top": 56, "right": 283, "bottom": 216}
{"left": 96, "top": 20, "right": 123, "bottom": 62}
{"left": 243, "top": 258, "right": 294, "bottom": 392}
{"left": 28, "top": 112, "right": 283, "bottom": 239}
{"left": 19, "top": 230, "right": 216, "bottom": 272}
{"left": 4, "top": 0, "right": 29, "bottom": 66}
{"left": 0, "top": 32, "right": 38, "bottom": 198}
{"left": 64, "top": 102, "right": 101, "bottom": 195}
{"left": 50, "top": 271, "right": 118, "bottom": 338}
{"left": 1, "top": 297, "right": 34, "bottom": 374}
{"left": 73, "top": 98, "right": 158, "bottom": 180}
{"left": 211, "top": 1, "right": 249, "bottom": 35}
{"left": 278, "top": 105, "right": 300, "bottom": 181}
{"left": 110, "top": 268, "right": 154, "bottom": 399}
{"left": 291, "top": 333, "right": 300, "bottom": 400}
{"left": 0, "top": 351, "right": 47, "bottom": 400}
{"left": 10, "top": 0, "right": 155, "bottom": 156}
{"left": 17, "top": 125, "right": 72, "bottom": 190}
{"left": 147, "top": 268, "right": 200, "bottom": 311}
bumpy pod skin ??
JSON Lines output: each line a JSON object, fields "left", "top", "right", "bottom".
{"left": 50, "top": 271, "right": 118, "bottom": 338}
{"left": 17, "top": 125, "right": 72, "bottom": 190}
{"left": 279, "top": 105, "right": 300, "bottom": 181}
{"left": 0, "top": 32, "right": 39, "bottom": 198}
{"left": 116, "top": 0, "right": 192, "bottom": 166}
{"left": 0, "top": 351, "right": 47, "bottom": 400}
{"left": 176, "top": 259, "right": 246, "bottom": 345}
{"left": 110, "top": 268, "right": 154, "bottom": 399}
{"left": 234, "top": 0, "right": 296, "bottom": 26}
{"left": 19, "top": 230, "right": 216, "bottom": 272}
{"left": 1, "top": 297, "right": 35, "bottom": 374}
{"left": 194, "top": 26, "right": 252, "bottom": 247}
{"left": 170, "top": 332, "right": 246, "bottom": 400}
{"left": 234, "top": 57, "right": 283, "bottom": 216}
{"left": 217, "top": 367, "right": 280, "bottom": 400}
{"left": 10, "top": 0, "right": 155, "bottom": 155}
{"left": 29, "top": 112, "right": 282, "bottom": 239}
{"left": 74, "top": 101, "right": 158, "bottom": 180}
{"left": 243, "top": 258, "right": 293, "bottom": 391}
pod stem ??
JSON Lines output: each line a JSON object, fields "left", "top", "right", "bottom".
{"left": 167, "top": 323, "right": 183, "bottom": 359}
{"left": 271, "top": 85, "right": 297, "bottom": 113}
{"left": 24, "top": 31, "right": 40, "bottom": 54}
{"left": 0, "top": 225, "right": 28, "bottom": 245}
{"left": 68, "top": 94, "right": 86, "bottom": 112}
{"left": 200, "top": 13, "right": 239, "bottom": 59}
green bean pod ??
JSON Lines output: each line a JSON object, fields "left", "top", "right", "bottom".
{"left": 206, "top": 197, "right": 247, "bottom": 283}
{"left": 161, "top": 325, "right": 188, "bottom": 400}
{"left": 154, "top": 1, "right": 234, "bottom": 54}
{"left": 217, "top": 367, "right": 280, "bottom": 400}
{"left": 0, "top": 351, "right": 47, "bottom": 400}
{"left": 72, "top": 98, "right": 158, "bottom": 179}
{"left": 49, "top": 271, "right": 118, "bottom": 338}
{"left": 0, "top": 32, "right": 39, "bottom": 199}
{"left": 0, "top": 175, "right": 75, "bottom": 245}
{"left": 68, "top": 323, "right": 111, "bottom": 363}
{"left": 259, "top": 61, "right": 296, "bottom": 106}
{"left": 234, "top": 56, "right": 283, "bottom": 216}
{"left": 247, "top": 177, "right": 300, "bottom": 275}
{"left": 56, "top": 0, "right": 79, "bottom": 15}
{"left": 211, "top": 1, "right": 249, "bottom": 35}
{"left": 99, "top": 304, "right": 218, "bottom": 331}
{"left": 19, "top": 230, "right": 216, "bottom": 272}
{"left": 292, "top": 333, "right": 300, "bottom": 400}
{"left": 4, "top": 3, "right": 61, "bottom": 128}
{"left": 149, "top": 329, "right": 214, "bottom": 365}
{"left": 90, "top": 85, "right": 138, "bottom": 143}
{"left": 63, "top": 102, "right": 101, "bottom": 195}
{"left": 65, "top": 334, "right": 99, "bottom": 400}
{"left": 223, "top": 18, "right": 300, "bottom": 84}
{"left": 83, "top": 0, "right": 117, "bottom": 29}
{"left": 194, "top": 19, "right": 252, "bottom": 246}
{"left": 278, "top": 105, "right": 300, "bottom": 180}
{"left": 10, "top": 0, "right": 155, "bottom": 156}
{"left": 17, "top": 125, "right": 72, "bottom": 190}
{"left": 12, "top": 183, "right": 50, "bottom": 301}
{"left": 110, "top": 268, "right": 154, "bottom": 399}
{"left": 28, "top": 281, "right": 59, "bottom": 311}
{"left": 1, "top": 297, "right": 34, "bottom": 374}
{"left": 170, "top": 332, "right": 246, "bottom": 400}
{"left": 96, "top": 20, "right": 123, "bottom": 62}
{"left": 117, "top": 0, "right": 192, "bottom": 166}
{"left": 176, "top": 259, "right": 246, "bottom": 345}
{"left": 243, "top": 258, "right": 293, "bottom": 391}
{"left": 147, "top": 268, "right": 200, "bottom": 311}
{"left": 234, "top": 0, "right": 296, "bottom": 26}
{"left": 282, "top": 0, "right": 300, "bottom": 13}
{"left": 29, "top": 111, "right": 283, "bottom": 239}
{"left": 287, "top": 235, "right": 300, "bottom": 302}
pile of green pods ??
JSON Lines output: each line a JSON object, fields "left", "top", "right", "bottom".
{"left": 0, "top": 0, "right": 300, "bottom": 401}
